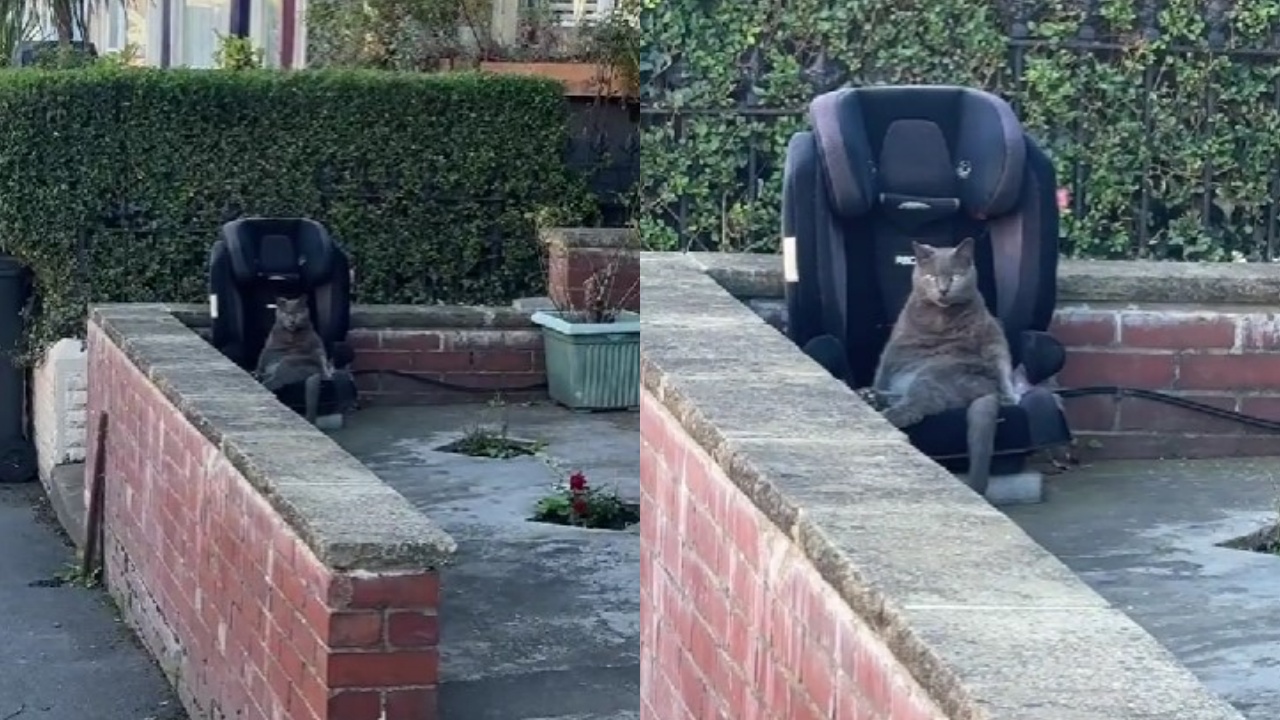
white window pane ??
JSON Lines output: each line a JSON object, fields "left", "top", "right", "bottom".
{"left": 249, "top": 0, "right": 282, "bottom": 67}
{"left": 109, "top": 4, "right": 127, "bottom": 49}
{"left": 140, "top": 0, "right": 162, "bottom": 65}
{"left": 293, "top": 0, "right": 306, "bottom": 67}
{"left": 179, "top": 0, "right": 230, "bottom": 68}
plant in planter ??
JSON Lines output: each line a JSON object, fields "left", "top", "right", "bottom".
{"left": 478, "top": 0, "right": 638, "bottom": 99}
{"left": 531, "top": 470, "right": 639, "bottom": 530}
{"left": 531, "top": 228, "right": 639, "bottom": 411}
{"left": 578, "top": 0, "right": 639, "bottom": 97}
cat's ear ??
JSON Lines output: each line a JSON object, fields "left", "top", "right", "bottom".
{"left": 912, "top": 242, "right": 935, "bottom": 264}
{"left": 275, "top": 296, "right": 290, "bottom": 309}
{"left": 953, "top": 237, "right": 975, "bottom": 265}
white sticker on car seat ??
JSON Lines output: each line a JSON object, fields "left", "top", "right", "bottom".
{"left": 782, "top": 236, "right": 799, "bottom": 282}
{"left": 209, "top": 294, "right": 218, "bottom": 319}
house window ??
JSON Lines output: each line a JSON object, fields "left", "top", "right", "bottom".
{"left": 289, "top": 0, "right": 306, "bottom": 67}
{"left": 91, "top": 0, "right": 310, "bottom": 68}
{"left": 175, "top": 0, "right": 232, "bottom": 67}
{"left": 126, "top": 0, "right": 159, "bottom": 65}
{"left": 248, "top": 0, "right": 282, "bottom": 67}
{"left": 104, "top": 3, "right": 127, "bottom": 49}
{"left": 86, "top": 0, "right": 159, "bottom": 65}
{"left": 544, "top": 0, "right": 616, "bottom": 26}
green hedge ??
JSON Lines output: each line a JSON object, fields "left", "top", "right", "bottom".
{"left": 0, "top": 68, "right": 591, "bottom": 357}
{"left": 641, "top": 0, "right": 1280, "bottom": 262}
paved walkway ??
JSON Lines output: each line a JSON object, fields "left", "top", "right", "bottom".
{"left": 1006, "top": 457, "right": 1280, "bottom": 719}
{"left": 333, "top": 403, "right": 640, "bottom": 720}
{"left": 0, "top": 483, "right": 181, "bottom": 719}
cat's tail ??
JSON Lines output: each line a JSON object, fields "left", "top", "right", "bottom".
{"left": 964, "top": 393, "right": 1001, "bottom": 497}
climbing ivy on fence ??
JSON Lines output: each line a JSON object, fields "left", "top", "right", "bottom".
{"left": 641, "top": 0, "right": 1280, "bottom": 262}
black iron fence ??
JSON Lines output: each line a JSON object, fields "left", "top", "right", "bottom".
{"left": 641, "top": 2, "right": 1280, "bottom": 260}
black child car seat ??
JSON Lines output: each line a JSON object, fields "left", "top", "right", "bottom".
{"left": 208, "top": 217, "right": 357, "bottom": 419}
{"left": 781, "top": 85, "right": 1072, "bottom": 475}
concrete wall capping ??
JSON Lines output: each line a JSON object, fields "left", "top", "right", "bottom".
{"left": 166, "top": 301, "right": 537, "bottom": 331}
{"left": 691, "top": 251, "right": 1280, "bottom": 306}
{"left": 639, "top": 252, "right": 1243, "bottom": 719}
{"left": 348, "top": 304, "right": 537, "bottom": 329}
{"left": 88, "top": 303, "right": 457, "bottom": 570}
{"left": 540, "top": 226, "right": 639, "bottom": 251}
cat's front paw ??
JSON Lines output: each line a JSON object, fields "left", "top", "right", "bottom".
{"left": 855, "top": 387, "right": 888, "bottom": 410}
{"left": 881, "top": 404, "right": 923, "bottom": 429}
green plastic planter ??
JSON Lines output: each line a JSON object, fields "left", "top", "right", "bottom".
{"left": 531, "top": 310, "right": 640, "bottom": 410}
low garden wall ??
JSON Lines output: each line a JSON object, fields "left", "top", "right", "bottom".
{"left": 696, "top": 252, "right": 1280, "bottom": 461}
{"left": 640, "top": 252, "right": 1244, "bottom": 720}
{"left": 342, "top": 307, "right": 549, "bottom": 406}
{"left": 34, "top": 227, "right": 638, "bottom": 486}
{"left": 35, "top": 305, "right": 553, "bottom": 485}
{"left": 85, "top": 304, "right": 456, "bottom": 720}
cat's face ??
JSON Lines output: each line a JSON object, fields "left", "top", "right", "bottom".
{"left": 274, "top": 296, "right": 312, "bottom": 332}
{"left": 911, "top": 239, "right": 979, "bottom": 306}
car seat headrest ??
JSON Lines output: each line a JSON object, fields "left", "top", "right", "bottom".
{"left": 809, "top": 86, "right": 1027, "bottom": 222}
{"left": 221, "top": 217, "right": 335, "bottom": 288}
{"left": 876, "top": 117, "right": 962, "bottom": 231}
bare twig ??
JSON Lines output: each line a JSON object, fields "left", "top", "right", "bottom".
{"left": 542, "top": 233, "right": 638, "bottom": 323}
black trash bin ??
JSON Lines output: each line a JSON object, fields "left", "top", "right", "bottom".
{"left": 0, "top": 256, "right": 35, "bottom": 484}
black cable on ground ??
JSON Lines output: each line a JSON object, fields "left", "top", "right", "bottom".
{"left": 353, "top": 374, "right": 1280, "bottom": 432}
{"left": 350, "top": 369, "right": 549, "bottom": 394}
{"left": 1058, "top": 386, "right": 1280, "bottom": 433}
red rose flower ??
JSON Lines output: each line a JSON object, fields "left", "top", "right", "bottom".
{"left": 569, "top": 472, "right": 588, "bottom": 492}
{"left": 571, "top": 497, "right": 590, "bottom": 516}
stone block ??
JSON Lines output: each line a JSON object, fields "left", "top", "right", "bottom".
{"left": 32, "top": 338, "right": 88, "bottom": 484}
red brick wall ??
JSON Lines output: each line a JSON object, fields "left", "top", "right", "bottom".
{"left": 1052, "top": 304, "right": 1280, "bottom": 459}
{"left": 86, "top": 324, "right": 442, "bottom": 720}
{"left": 640, "top": 391, "right": 946, "bottom": 720}
{"left": 349, "top": 327, "right": 547, "bottom": 405}
{"left": 547, "top": 241, "right": 640, "bottom": 314}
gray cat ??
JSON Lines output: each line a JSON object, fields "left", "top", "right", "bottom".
{"left": 872, "top": 238, "right": 1018, "bottom": 495}
{"left": 254, "top": 295, "right": 333, "bottom": 424}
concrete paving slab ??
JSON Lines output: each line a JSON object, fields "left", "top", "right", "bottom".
{"left": 0, "top": 484, "right": 182, "bottom": 719}
{"left": 1004, "top": 457, "right": 1280, "bottom": 719}
{"left": 332, "top": 403, "right": 639, "bottom": 720}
